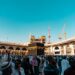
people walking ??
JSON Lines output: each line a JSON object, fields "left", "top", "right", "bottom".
{"left": 21, "top": 57, "right": 34, "bottom": 75}
{"left": 31, "top": 56, "right": 39, "bottom": 75}
{"left": 12, "top": 59, "right": 25, "bottom": 75}
{"left": 61, "top": 56, "right": 70, "bottom": 75}
{"left": 44, "top": 56, "right": 59, "bottom": 75}
{"left": 64, "top": 56, "right": 75, "bottom": 75}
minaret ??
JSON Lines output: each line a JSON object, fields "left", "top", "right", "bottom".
{"left": 48, "top": 28, "right": 51, "bottom": 44}
{"left": 62, "top": 24, "right": 67, "bottom": 40}
{"left": 64, "top": 32, "right": 67, "bottom": 40}
{"left": 29, "top": 33, "right": 32, "bottom": 43}
{"left": 58, "top": 24, "right": 67, "bottom": 41}
{"left": 58, "top": 33, "right": 62, "bottom": 41}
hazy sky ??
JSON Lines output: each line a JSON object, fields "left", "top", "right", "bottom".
{"left": 0, "top": 0, "right": 75, "bottom": 43}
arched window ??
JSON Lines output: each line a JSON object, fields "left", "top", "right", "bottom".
{"left": 1, "top": 46, "right": 6, "bottom": 49}
{"left": 16, "top": 47, "right": 20, "bottom": 50}
{"left": 22, "top": 48, "right": 26, "bottom": 50}
{"left": 55, "top": 51, "right": 60, "bottom": 54}
{"left": 55, "top": 46, "right": 59, "bottom": 50}
{"left": 0, "top": 46, "right": 2, "bottom": 49}
{"left": 9, "top": 47, "right": 14, "bottom": 50}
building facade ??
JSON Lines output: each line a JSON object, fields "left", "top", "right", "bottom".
{"left": 0, "top": 36, "right": 45, "bottom": 56}
{"left": 45, "top": 37, "right": 75, "bottom": 55}
{"left": 0, "top": 36, "right": 75, "bottom": 56}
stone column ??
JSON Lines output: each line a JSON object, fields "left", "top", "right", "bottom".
{"left": 52, "top": 46, "right": 55, "bottom": 55}
{"left": 48, "top": 46, "right": 51, "bottom": 55}
{"left": 6, "top": 46, "right": 9, "bottom": 50}
{"left": 50, "top": 46, "right": 53, "bottom": 53}
{"left": 70, "top": 44, "right": 74, "bottom": 55}
{"left": 63, "top": 45, "right": 67, "bottom": 55}
{"left": 13, "top": 46, "right": 16, "bottom": 51}
{"left": 59, "top": 46, "right": 61, "bottom": 55}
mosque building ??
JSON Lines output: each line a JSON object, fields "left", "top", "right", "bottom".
{"left": 0, "top": 34, "right": 75, "bottom": 56}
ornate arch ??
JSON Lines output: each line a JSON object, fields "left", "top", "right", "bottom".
{"left": 8, "top": 47, "right": 14, "bottom": 50}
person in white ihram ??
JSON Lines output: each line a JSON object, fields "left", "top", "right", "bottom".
{"left": 61, "top": 56, "right": 70, "bottom": 75}
{"left": 0, "top": 54, "right": 11, "bottom": 75}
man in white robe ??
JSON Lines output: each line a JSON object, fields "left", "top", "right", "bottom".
{"left": 61, "top": 57, "right": 70, "bottom": 75}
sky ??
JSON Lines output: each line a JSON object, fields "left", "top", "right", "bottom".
{"left": 0, "top": 0, "right": 75, "bottom": 43}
